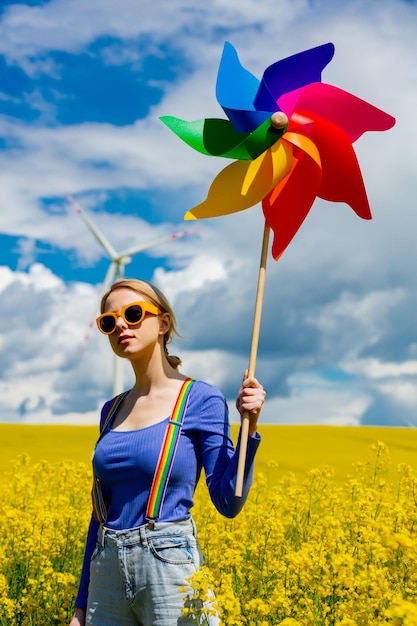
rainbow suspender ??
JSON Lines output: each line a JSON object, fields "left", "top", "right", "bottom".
{"left": 91, "top": 379, "right": 195, "bottom": 525}
{"left": 145, "top": 377, "right": 194, "bottom": 524}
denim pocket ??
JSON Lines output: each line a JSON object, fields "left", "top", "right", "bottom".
{"left": 149, "top": 536, "right": 196, "bottom": 565}
{"left": 90, "top": 541, "right": 104, "bottom": 562}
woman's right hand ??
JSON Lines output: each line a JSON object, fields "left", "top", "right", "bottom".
{"left": 235, "top": 371, "right": 266, "bottom": 436}
{"left": 69, "top": 608, "right": 85, "bottom": 626}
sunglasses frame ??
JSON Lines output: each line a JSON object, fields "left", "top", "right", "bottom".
{"left": 96, "top": 301, "right": 163, "bottom": 335}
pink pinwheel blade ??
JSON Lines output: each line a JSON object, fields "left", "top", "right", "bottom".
{"left": 279, "top": 83, "right": 396, "bottom": 142}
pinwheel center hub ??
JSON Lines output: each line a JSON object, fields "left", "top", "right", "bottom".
{"left": 270, "top": 112, "right": 289, "bottom": 130}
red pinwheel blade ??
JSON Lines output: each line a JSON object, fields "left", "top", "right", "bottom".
{"left": 262, "top": 151, "right": 322, "bottom": 260}
{"left": 301, "top": 112, "right": 372, "bottom": 219}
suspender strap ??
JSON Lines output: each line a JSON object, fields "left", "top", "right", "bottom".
{"left": 100, "top": 392, "right": 128, "bottom": 437}
{"left": 145, "top": 378, "right": 195, "bottom": 523}
{"left": 92, "top": 474, "right": 107, "bottom": 524}
{"left": 91, "top": 391, "right": 128, "bottom": 523}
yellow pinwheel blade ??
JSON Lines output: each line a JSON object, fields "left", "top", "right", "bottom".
{"left": 185, "top": 141, "right": 294, "bottom": 220}
{"left": 242, "top": 150, "right": 270, "bottom": 197}
{"left": 270, "top": 139, "right": 294, "bottom": 184}
{"left": 242, "top": 140, "right": 293, "bottom": 196}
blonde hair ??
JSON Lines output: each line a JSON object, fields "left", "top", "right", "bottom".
{"left": 101, "top": 279, "right": 182, "bottom": 370}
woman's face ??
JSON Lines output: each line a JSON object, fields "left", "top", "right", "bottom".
{"left": 102, "top": 288, "right": 168, "bottom": 359}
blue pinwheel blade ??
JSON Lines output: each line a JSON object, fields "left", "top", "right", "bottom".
{"left": 254, "top": 42, "right": 335, "bottom": 112}
{"left": 216, "top": 42, "right": 271, "bottom": 133}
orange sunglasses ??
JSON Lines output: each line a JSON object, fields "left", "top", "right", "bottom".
{"left": 96, "top": 301, "right": 162, "bottom": 335}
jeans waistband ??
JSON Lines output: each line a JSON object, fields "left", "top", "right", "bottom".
{"left": 99, "top": 517, "right": 195, "bottom": 549}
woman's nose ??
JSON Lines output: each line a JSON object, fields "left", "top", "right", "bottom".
{"left": 115, "top": 314, "right": 127, "bottom": 329}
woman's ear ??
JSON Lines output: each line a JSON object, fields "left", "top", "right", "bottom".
{"left": 159, "top": 312, "right": 171, "bottom": 336}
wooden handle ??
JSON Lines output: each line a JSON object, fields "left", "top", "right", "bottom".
{"left": 235, "top": 221, "right": 270, "bottom": 496}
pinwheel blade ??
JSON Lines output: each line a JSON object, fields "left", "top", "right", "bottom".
{"left": 254, "top": 42, "right": 335, "bottom": 112}
{"left": 303, "top": 113, "right": 372, "bottom": 219}
{"left": 185, "top": 160, "right": 260, "bottom": 219}
{"left": 279, "top": 83, "right": 396, "bottom": 142}
{"left": 185, "top": 141, "right": 292, "bottom": 220}
{"left": 160, "top": 117, "right": 240, "bottom": 157}
{"left": 263, "top": 149, "right": 322, "bottom": 260}
{"left": 160, "top": 116, "right": 285, "bottom": 160}
{"left": 243, "top": 139, "right": 293, "bottom": 196}
{"left": 216, "top": 42, "right": 271, "bottom": 133}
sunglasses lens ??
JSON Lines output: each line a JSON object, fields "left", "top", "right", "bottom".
{"left": 124, "top": 304, "right": 144, "bottom": 324}
{"left": 99, "top": 315, "right": 116, "bottom": 334}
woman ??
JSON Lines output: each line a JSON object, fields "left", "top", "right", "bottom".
{"left": 70, "top": 278, "right": 265, "bottom": 626}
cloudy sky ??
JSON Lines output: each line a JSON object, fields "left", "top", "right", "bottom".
{"left": 0, "top": 0, "right": 416, "bottom": 426}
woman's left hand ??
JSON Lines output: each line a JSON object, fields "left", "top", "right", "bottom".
{"left": 236, "top": 371, "right": 266, "bottom": 436}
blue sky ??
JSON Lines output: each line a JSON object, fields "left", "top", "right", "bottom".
{"left": 0, "top": 0, "right": 416, "bottom": 425}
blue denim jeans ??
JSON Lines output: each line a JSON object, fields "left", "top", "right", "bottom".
{"left": 86, "top": 518, "right": 220, "bottom": 625}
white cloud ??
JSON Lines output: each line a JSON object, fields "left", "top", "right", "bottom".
{"left": 378, "top": 381, "right": 417, "bottom": 410}
{"left": 180, "top": 349, "right": 246, "bottom": 391}
{"left": 0, "top": 264, "right": 113, "bottom": 422}
{"left": 255, "top": 372, "right": 370, "bottom": 427}
{"left": 345, "top": 358, "right": 417, "bottom": 380}
{"left": 307, "top": 288, "right": 407, "bottom": 362}
{"left": 0, "top": 0, "right": 309, "bottom": 69}
{"left": 154, "top": 254, "right": 228, "bottom": 304}
{"left": 2, "top": 259, "right": 417, "bottom": 426}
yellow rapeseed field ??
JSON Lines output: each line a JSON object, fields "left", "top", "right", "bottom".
{"left": 0, "top": 424, "right": 416, "bottom": 625}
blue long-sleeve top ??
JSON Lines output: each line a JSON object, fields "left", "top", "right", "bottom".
{"left": 76, "top": 380, "right": 261, "bottom": 609}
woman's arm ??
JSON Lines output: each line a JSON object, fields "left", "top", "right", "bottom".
{"left": 196, "top": 376, "right": 265, "bottom": 518}
{"left": 69, "top": 607, "right": 85, "bottom": 626}
{"left": 73, "top": 514, "right": 100, "bottom": 611}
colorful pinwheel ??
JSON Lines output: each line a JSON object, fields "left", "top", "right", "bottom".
{"left": 161, "top": 42, "right": 395, "bottom": 493}
{"left": 161, "top": 42, "right": 395, "bottom": 260}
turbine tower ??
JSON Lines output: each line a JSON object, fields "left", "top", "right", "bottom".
{"left": 67, "top": 195, "right": 194, "bottom": 396}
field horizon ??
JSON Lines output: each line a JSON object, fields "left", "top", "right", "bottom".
{"left": 1, "top": 423, "right": 416, "bottom": 484}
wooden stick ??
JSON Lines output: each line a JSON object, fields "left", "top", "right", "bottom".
{"left": 235, "top": 220, "right": 270, "bottom": 496}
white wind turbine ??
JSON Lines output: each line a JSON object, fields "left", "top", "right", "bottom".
{"left": 67, "top": 195, "right": 194, "bottom": 396}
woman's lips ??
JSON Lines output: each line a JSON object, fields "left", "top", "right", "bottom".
{"left": 117, "top": 334, "right": 133, "bottom": 345}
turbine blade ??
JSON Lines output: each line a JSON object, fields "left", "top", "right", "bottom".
{"left": 113, "top": 357, "right": 124, "bottom": 396}
{"left": 67, "top": 195, "right": 119, "bottom": 260}
{"left": 119, "top": 227, "right": 197, "bottom": 258}
{"left": 102, "top": 262, "right": 117, "bottom": 295}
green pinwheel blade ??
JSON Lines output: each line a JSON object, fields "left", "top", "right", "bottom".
{"left": 160, "top": 116, "right": 286, "bottom": 160}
